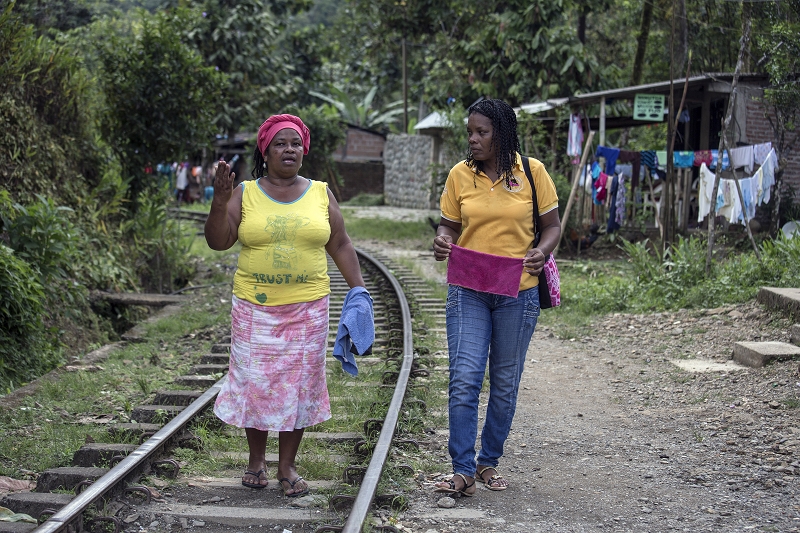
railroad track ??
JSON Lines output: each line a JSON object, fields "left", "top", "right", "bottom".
{"left": 0, "top": 249, "right": 446, "bottom": 533}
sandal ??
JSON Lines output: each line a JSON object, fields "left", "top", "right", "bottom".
{"left": 433, "top": 473, "right": 475, "bottom": 497}
{"left": 476, "top": 466, "right": 508, "bottom": 491}
{"left": 279, "top": 476, "right": 309, "bottom": 498}
{"left": 241, "top": 469, "right": 268, "bottom": 489}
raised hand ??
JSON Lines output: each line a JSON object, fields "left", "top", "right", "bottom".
{"left": 213, "top": 160, "right": 236, "bottom": 205}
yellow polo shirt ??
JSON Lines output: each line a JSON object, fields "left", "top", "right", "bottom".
{"left": 440, "top": 153, "right": 558, "bottom": 291}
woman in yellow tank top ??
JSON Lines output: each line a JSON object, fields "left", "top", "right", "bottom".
{"left": 205, "top": 114, "right": 365, "bottom": 496}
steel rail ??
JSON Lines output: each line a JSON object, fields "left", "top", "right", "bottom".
{"left": 34, "top": 377, "right": 227, "bottom": 533}
{"left": 341, "top": 248, "right": 414, "bottom": 533}
{"left": 33, "top": 250, "right": 410, "bottom": 533}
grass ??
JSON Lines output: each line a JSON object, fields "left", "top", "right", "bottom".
{"left": 341, "top": 211, "right": 432, "bottom": 244}
{"left": 341, "top": 193, "right": 385, "bottom": 206}
{"left": 0, "top": 284, "right": 230, "bottom": 478}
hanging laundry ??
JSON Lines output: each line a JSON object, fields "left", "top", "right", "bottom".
{"left": 697, "top": 163, "right": 715, "bottom": 222}
{"left": 757, "top": 149, "right": 777, "bottom": 204}
{"left": 753, "top": 142, "right": 772, "bottom": 166}
{"left": 729, "top": 145, "right": 754, "bottom": 173}
{"left": 607, "top": 173, "right": 620, "bottom": 233}
{"left": 567, "top": 114, "right": 584, "bottom": 157}
{"left": 693, "top": 150, "right": 713, "bottom": 167}
{"left": 739, "top": 176, "right": 757, "bottom": 222}
{"left": 594, "top": 172, "right": 609, "bottom": 204}
{"left": 641, "top": 150, "right": 659, "bottom": 172}
{"left": 674, "top": 151, "right": 694, "bottom": 168}
{"left": 615, "top": 173, "right": 627, "bottom": 228}
{"left": 595, "top": 146, "right": 621, "bottom": 175}
{"left": 710, "top": 149, "right": 730, "bottom": 170}
{"left": 655, "top": 151, "right": 668, "bottom": 169}
{"left": 717, "top": 179, "right": 740, "bottom": 223}
{"left": 617, "top": 150, "right": 641, "bottom": 191}
{"left": 578, "top": 163, "right": 592, "bottom": 187}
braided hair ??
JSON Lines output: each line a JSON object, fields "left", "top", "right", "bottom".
{"left": 251, "top": 145, "right": 266, "bottom": 180}
{"left": 465, "top": 99, "right": 520, "bottom": 188}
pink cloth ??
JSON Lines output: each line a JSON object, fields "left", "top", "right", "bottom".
{"left": 447, "top": 245, "right": 523, "bottom": 298}
{"left": 257, "top": 114, "right": 311, "bottom": 155}
{"left": 213, "top": 295, "right": 331, "bottom": 432}
{"left": 541, "top": 255, "right": 561, "bottom": 307}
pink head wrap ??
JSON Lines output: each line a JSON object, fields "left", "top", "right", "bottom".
{"left": 256, "top": 114, "right": 311, "bottom": 156}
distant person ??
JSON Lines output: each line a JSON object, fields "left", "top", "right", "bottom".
{"left": 432, "top": 99, "right": 560, "bottom": 496}
{"left": 175, "top": 162, "right": 189, "bottom": 203}
{"left": 204, "top": 114, "right": 368, "bottom": 496}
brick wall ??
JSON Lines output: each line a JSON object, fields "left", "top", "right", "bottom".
{"left": 333, "top": 128, "right": 386, "bottom": 162}
{"left": 333, "top": 161, "right": 384, "bottom": 202}
{"left": 744, "top": 90, "right": 800, "bottom": 201}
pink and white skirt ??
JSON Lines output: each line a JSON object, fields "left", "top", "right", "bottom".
{"left": 213, "top": 294, "right": 331, "bottom": 432}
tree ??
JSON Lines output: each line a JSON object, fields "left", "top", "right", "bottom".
{"left": 173, "top": 0, "right": 311, "bottom": 136}
{"left": 95, "top": 8, "right": 225, "bottom": 202}
{"left": 0, "top": 2, "right": 102, "bottom": 205}
{"left": 757, "top": 6, "right": 800, "bottom": 232}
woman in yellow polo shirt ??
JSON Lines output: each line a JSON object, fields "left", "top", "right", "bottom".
{"left": 205, "top": 114, "right": 365, "bottom": 496}
{"left": 433, "top": 99, "right": 561, "bottom": 496}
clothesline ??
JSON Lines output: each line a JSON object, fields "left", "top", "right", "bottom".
{"left": 593, "top": 141, "right": 774, "bottom": 178}
{"left": 580, "top": 145, "right": 778, "bottom": 231}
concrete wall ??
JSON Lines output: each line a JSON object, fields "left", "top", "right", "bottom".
{"left": 383, "top": 134, "right": 436, "bottom": 209}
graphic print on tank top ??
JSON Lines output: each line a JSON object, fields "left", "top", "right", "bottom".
{"left": 264, "top": 213, "right": 310, "bottom": 270}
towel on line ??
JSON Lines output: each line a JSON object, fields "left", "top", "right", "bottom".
{"left": 447, "top": 245, "right": 523, "bottom": 298}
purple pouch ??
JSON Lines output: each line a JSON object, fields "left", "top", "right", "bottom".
{"left": 446, "top": 245, "right": 523, "bottom": 298}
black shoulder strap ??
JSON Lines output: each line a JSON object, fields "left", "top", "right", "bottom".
{"left": 520, "top": 156, "right": 541, "bottom": 246}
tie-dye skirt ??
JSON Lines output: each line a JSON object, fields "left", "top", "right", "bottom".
{"left": 213, "top": 294, "right": 331, "bottom": 432}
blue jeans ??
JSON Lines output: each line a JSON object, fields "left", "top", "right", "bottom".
{"left": 445, "top": 285, "right": 540, "bottom": 478}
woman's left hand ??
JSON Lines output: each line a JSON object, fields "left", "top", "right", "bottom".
{"left": 523, "top": 248, "right": 547, "bottom": 276}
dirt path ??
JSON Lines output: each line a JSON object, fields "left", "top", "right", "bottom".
{"left": 346, "top": 206, "right": 799, "bottom": 533}
{"left": 398, "top": 327, "right": 798, "bottom": 533}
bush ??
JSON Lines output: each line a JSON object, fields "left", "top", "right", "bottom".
{"left": 1, "top": 194, "right": 78, "bottom": 280}
{"left": 0, "top": 5, "right": 101, "bottom": 205}
{"left": 0, "top": 245, "right": 61, "bottom": 391}
{"left": 563, "top": 234, "right": 800, "bottom": 315}
{"left": 122, "top": 188, "right": 196, "bottom": 293}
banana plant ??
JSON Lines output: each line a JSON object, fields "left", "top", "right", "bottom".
{"left": 308, "top": 86, "right": 411, "bottom": 131}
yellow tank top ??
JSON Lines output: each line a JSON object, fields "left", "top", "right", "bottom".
{"left": 232, "top": 179, "right": 331, "bottom": 306}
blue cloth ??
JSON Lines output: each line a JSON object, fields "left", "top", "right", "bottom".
{"left": 595, "top": 146, "right": 621, "bottom": 175}
{"left": 332, "top": 287, "right": 374, "bottom": 376}
{"left": 445, "top": 285, "right": 540, "bottom": 477}
{"left": 641, "top": 150, "right": 658, "bottom": 172}
{"left": 674, "top": 151, "right": 694, "bottom": 168}
{"left": 710, "top": 149, "right": 730, "bottom": 170}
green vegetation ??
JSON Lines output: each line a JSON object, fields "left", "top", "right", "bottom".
{"left": 541, "top": 232, "right": 800, "bottom": 338}
{"left": 342, "top": 194, "right": 385, "bottom": 207}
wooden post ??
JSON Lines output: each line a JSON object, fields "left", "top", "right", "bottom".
{"left": 599, "top": 98, "right": 606, "bottom": 147}
{"left": 556, "top": 130, "right": 596, "bottom": 254}
{"left": 706, "top": 16, "right": 751, "bottom": 274}
{"left": 723, "top": 131, "right": 762, "bottom": 262}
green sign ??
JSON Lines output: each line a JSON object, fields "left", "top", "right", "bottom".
{"left": 633, "top": 94, "right": 665, "bottom": 121}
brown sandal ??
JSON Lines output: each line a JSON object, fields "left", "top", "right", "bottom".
{"left": 476, "top": 466, "right": 508, "bottom": 491}
{"left": 433, "top": 473, "right": 475, "bottom": 497}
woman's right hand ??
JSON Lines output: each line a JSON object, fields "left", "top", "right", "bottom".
{"left": 213, "top": 160, "right": 235, "bottom": 205}
{"left": 433, "top": 235, "right": 453, "bottom": 261}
